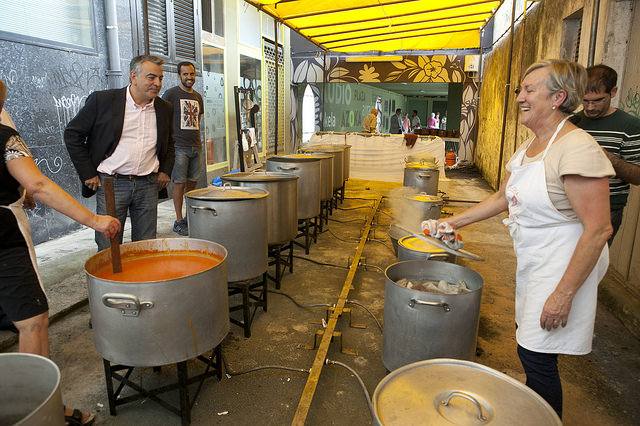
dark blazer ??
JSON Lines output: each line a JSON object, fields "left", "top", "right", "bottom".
{"left": 64, "top": 87, "right": 174, "bottom": 197}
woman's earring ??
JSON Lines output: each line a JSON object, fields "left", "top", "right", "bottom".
{"left": 552, "top": 106, "right": 556, "bottom": 110}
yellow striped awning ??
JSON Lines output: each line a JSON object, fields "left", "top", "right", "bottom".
{"left": 245, "top": 0, "right": 503, "bottom": 53}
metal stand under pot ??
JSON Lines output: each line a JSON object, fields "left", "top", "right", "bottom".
{"left": 186, "top": 185, "right": 269, "bottom": 338}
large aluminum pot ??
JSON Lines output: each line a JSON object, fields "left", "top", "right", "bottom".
{"left": 221, "top": 172, "right": 298, "bottom": 245}
{"left": 303, "top": 145, "right": 344, "bottom": 190}
{"left": 290, "top": 152, "right": 333, "bottom": 201}
{"left": 373, "top": 358, "right": 562, "bottom": 426}
{"left": 0, "top": 353, "right": 64, "bottom": 426}
{"left": 343, "top": 144, "right": 351, "bottom": 181}
{"left": 85, "top": 238, "right": 229, "bottom": 367}
{"left": 397, "top": 235, "right": 456, "bottom": 263}
{"left": 383, "top": 260, "right": 483, "bottom": 371}
{"left": 267, "top": 155, "right": 321, "bottom": 220}
{"left": 404, "top": 192, "right": 443, "bottom": 221}
{"left": 403, "top": 162, "right": 439, "bottom": 195}
{"left": 187, "top": 186, "right": 268, "bottom": 281}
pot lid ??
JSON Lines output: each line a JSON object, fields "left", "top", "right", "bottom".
{"left": 296, "top": 151, "right": 334, "bottom": 159}
{"left": 302, "top": 145, "right": 345, "bottom": 153}
{"left": 221, "top": 171, "right": 298, "bottom": 182}
{"left": 268, "top": 154, "right": 322, "bottom": 163}
{"left": 186, "top": 185, "right": 268, "bottom": 200}
{"left": 398, "top": 236, "right": 446, "bottom": 254}
{"left": 393, "top": 224, "right": 483, "bottom": 261}
{"left": 405, "top": 193, "right": 443, "bottom": 204}
{"left": 374, "top": 359, "right": 562, "bottom": 426}
{"left": 405, "top": 161, "right": 438, "bottom": 170}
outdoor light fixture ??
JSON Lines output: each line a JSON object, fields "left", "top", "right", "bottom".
{"left": 345, "top": 55, "right": 404, "bottom": 62}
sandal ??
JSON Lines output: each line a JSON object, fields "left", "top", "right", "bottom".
{"left": 64, "top": 406, "right": 95, "bottom": 426}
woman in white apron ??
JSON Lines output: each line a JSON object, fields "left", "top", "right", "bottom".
{"left": 1, "top": 81, "right": 120, "bottom": 424}
{"left": 435, "top": 60, "right": 614, "bottom": 418}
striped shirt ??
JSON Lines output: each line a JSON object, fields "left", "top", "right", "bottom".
{"left": 572, "top": 109, "right": 640, "bottom": 207}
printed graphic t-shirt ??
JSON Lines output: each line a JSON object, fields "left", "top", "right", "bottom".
{"left": 162, "top": 86, "right": 204, "bottom": 147}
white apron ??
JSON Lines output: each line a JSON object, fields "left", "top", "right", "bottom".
{"left": 504, "top": 117, "right": 608, "bottom": 355}
{"left": 1, "top": 191, "right": 45, "bottom": 291}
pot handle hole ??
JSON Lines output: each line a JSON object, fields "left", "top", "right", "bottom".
{"left": 190, "top": 205, "right": 218, "bottom": 216}
{"left": 417, "top": 173, "right": 432, "bottom": 179}
{"left": 277, "top": 166, "right": 299, "bottom": 171}
{"left": 408, "top": 298, "right": 451, "bottom": 312}
{"left": 102, "top": 293, "right": 154, "bottom": 317}
{"left": 440, "top": 391, "right": 487, "bottom": 421}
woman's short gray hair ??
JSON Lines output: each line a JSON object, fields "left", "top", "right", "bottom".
{"left": 523, "top": 59, "right": 587, "bottom": 113}
{"left": 129, "top": 55, "right": 164, "bottom": 75}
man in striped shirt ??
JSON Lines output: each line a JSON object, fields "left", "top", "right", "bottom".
{"left": 572, "top": 64, "right": 640, "bottom": 244}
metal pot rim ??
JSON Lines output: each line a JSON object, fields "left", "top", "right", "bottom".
{"left": 384, "top": 260, "right": 483, "bottom": 293}
{"left": 0, "top": 353, "right": 61, "bottom": 424}
{"left": 221, "top": 171, "right": 299, "bottom": 182}
{"left": 84, "top": 238, "right": 228, "bottom": 284}
{"left": 186, "top": 186, "right": 269, "bottom": 200}
{"left": 268, "top": 155, "right": 322, "bottom": 163}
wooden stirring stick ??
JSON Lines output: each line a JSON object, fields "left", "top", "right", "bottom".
{"left": 103, "top": 177, "right": 122, "bottom": 273}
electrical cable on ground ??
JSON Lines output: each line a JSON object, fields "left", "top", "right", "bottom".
{"left": 338, "top": 205, "right": 372, "bottom": 211}
{"left": 329, "top": 217, "right": 364, "bottom": 223}
{"left": 325, "top": 228, "right": 359, "bottom": 243}
{"left": 221, "top": 351, "right": 310, "bottom": 376}
{"left": 268, "top": 289, "right": 333, "bottom": 309}
{"left": 325, "top": 359, "right": 375, "bottom": 420}
{"left": 292, "top": 254, "right": 349, "bottom": 269}
{"left": 346, "top": 300, "right": 383, "bottom": 333}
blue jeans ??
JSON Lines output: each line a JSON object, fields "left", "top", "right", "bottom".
{"left": 517, "top": 344, "right": 562, "bottom": 418}
{"left": 171, "top": 146, "right": 201, "bottom": 183}
{"left": 95, "top": 173, "right": 159, "bottom": 251}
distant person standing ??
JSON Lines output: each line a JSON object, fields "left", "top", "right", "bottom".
{"left": 402, "top": 113, "right": 411, "bottom": 133}
{"left": 410, "top": 110, "right": 421, "bottom": 130}
{"left": 427, "top": 112, "right": 437, "bottom": 129}
{"left": 572, "top": 64, "right": 640, "bottom": 243}
{"left": 162, "top": 61, "right": 204, "bottom": 236}
{"left": 363, "top": 108, "right": 378, "bottom": 133}
{"left": 434, "top": 112, "right": 441, "bottom": 129}
{"left": 441, "top": 114, "right": 447, "bottom": 130}
{"left": 389, "top": 108, "right": 402, "bottom": 134}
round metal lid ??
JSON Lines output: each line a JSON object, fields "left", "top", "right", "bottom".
{"left": 221, "top": 171, "right": 298, "bottom": 182}
{"left": 302, "top": 144, "right": 345, "bottom": 153}
{"left": 405, "top": 193, "right": 443, "bottom": 204}
{"left": 268, "top": 154, "right": 322, "bottom": 163}
{"left": 185, "top": 185, "right": 268, "bottom": 201}
{"left": 398, "top": 235, "right": 446, "bottom": 254}
{"left": 296, "top": 151, "right": 334, "bottom": 159}
{"left": 374, "top": 359, "right": 561, "bottom": 426}
{"left": 405, "top": 161, "right": 438, "bottom": 170}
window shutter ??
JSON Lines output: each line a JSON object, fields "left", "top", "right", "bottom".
{"left": 147, "top": 0, "right": 169, "bottom": 56}
{"left": 173, "top": 0, "right": 196, "bottom": 60}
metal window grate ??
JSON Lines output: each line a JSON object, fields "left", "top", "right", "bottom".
{"left": 263, "top": 40, "right": 285, "bottom": 155}
{"left": 174, "top": 0, "right": 196, "bottom": 60}
{"left": 147, "top": 0, "right": 169, "bottom": 56}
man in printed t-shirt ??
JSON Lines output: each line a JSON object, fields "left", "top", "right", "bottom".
{"left": 572, "top": 64, "right": 640, "bottom": 244}
{"left": 162, "top": 61, "right": 204, "bottom": 236}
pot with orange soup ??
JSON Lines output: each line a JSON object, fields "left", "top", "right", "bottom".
{"left": 85, "top": 238, "right": 228, "bottom": 367}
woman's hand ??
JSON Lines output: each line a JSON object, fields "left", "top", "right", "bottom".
{"left": 92, "top": 215, "right": 121, "bottom": 239}
{"left": 540, "top": 289, "right": 574, "bottom": 331}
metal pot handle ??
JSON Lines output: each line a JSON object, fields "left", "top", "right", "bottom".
{"left": 417, "top": 173, "right": 432, "bottom": 179}
{"left": 102, "top": 293, "right": 154, "bottom": 317}
{"left": 408, "top": 298, "right": 451, "bottom": 312}
{"left": 190, "top": 205, "right": 218, "bottom": 216}
{"left": 441, "top": 391, "right": 487, "bottom": 421}
{"left": 277, "top": 166, "right": 299, "bottom": 171}
{"left": 427, "top": 253, "right": 450, "bottom": 260}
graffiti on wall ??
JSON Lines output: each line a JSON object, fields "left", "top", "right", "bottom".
{"left": 291, "top": 55, "right": 479, "bottom": 162}
{"left": 621, "top": 86, "right": 640, "bottom": 118}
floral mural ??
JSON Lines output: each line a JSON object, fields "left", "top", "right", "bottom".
{"left": 291, "top": 54, "right": 480, "bottom": 162}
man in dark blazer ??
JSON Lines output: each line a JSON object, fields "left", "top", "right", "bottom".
{"left": 65, "top": 55, "right": 174, "bottom": 250}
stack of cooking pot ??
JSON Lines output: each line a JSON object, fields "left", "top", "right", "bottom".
{"left": 85, "top": 238, "right": 229, "bottom": 367}
{"left": 186, "top": 185, "right": 268, "bottom": 283}
{"left": 221, "top": 172, "right": 298, "bottom": 246}
{"left": 383, "top": 260, "right": 483, "bottom": 371}
{"left": 373, "top": 358, "right": 562, "bottom": 425}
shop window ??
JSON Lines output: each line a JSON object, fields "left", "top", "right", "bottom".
{"left": 202, "top": 45, "right": 227, "bottom": 166}
{"left": 238, "top": 0, "right": 261, "bottom": 49}
{"left": 561, "top": 9, "right": 583, "bottom": 62}
{"left": 201, "top": 0, "right": 224, "bottom": 37}
{"left": 145, "top": 0, "right": 199, "bottom": 63}
{"left": 0, "top": 0, "right": 95, "bottom": 52}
